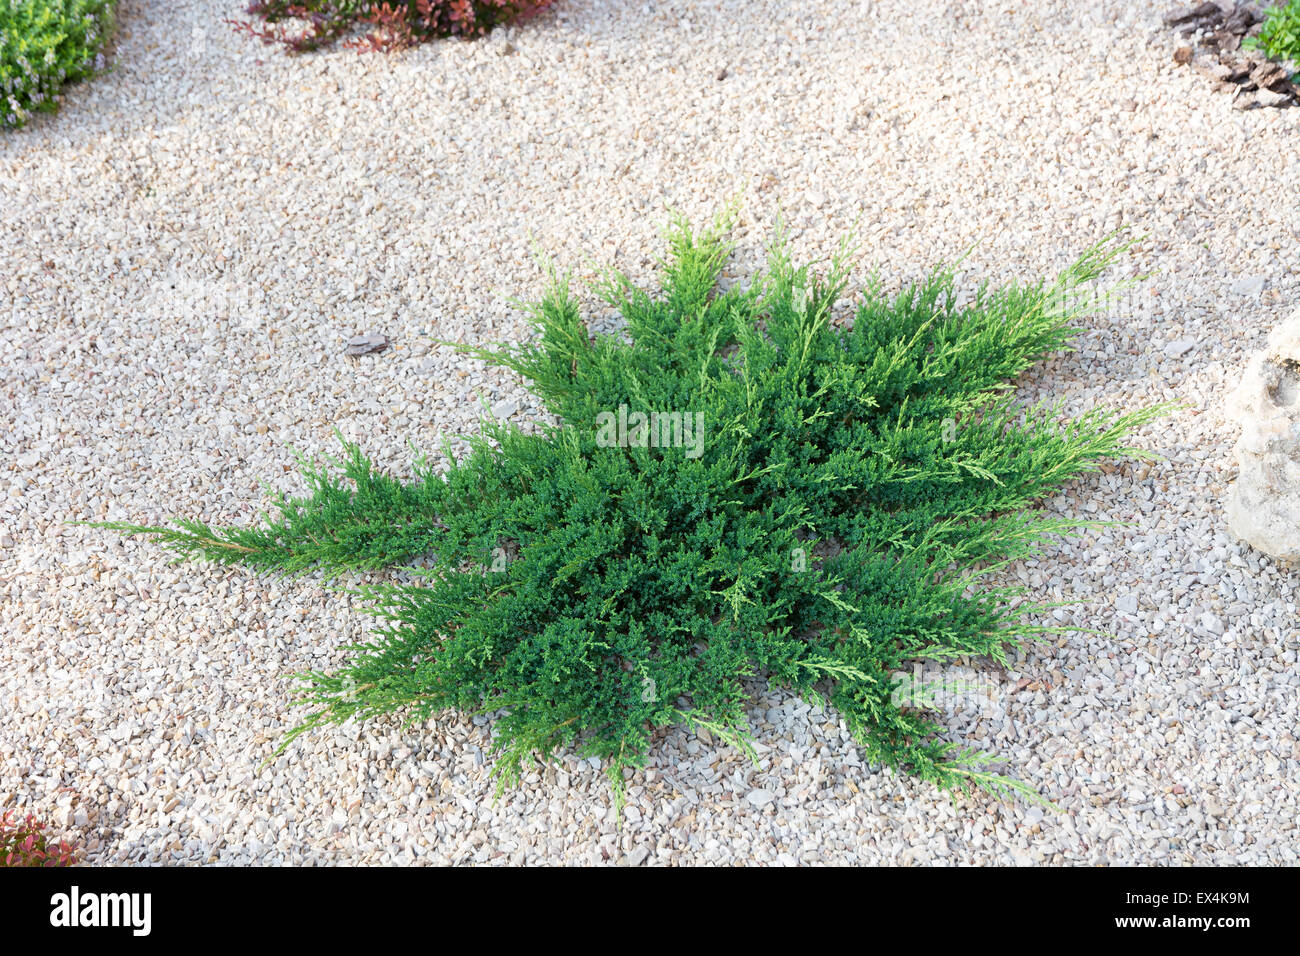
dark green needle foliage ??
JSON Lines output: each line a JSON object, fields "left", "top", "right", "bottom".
{"left": 105, "top": 211, "right": 1159, "bottom": 806}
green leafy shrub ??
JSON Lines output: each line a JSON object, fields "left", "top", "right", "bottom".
{"left": 234, "top": 1, "right": 556, "bottom": 53}
{"left": 0, "top": 809, "right": 77, "bottom": 866}
{"left": 1245, "top": 1, "right": 1300, "bottom": 63}
{"left": 105, "top": 213, "right": 1160, "bottom": 806}
{"left": 0, "top": 0, "right": 115, "bottom": 129}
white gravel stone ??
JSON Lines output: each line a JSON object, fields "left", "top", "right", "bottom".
{"left": 1231, "top": 276, "right": 1268, "bottom": 297}
{"left": 1, "top": 0, "right": 1298, "bottom": 866}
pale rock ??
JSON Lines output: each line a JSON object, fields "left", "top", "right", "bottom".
{"left": 1255, "top": 90, "right": 1290, "bottom": 110}
{"left": 1226, "top": 309, "right": 1300, "bottom": 563}
{"left": 1230, "top": 276, "right": 1268, "bottom": 297}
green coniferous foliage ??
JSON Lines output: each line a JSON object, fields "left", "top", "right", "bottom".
{"left": 103, "top": 212, "right": 1160, "bottom": 805}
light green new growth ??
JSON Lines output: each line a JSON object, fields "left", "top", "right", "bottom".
{"left": 1245, "top": 1, "right": 1300, "bottom": 64}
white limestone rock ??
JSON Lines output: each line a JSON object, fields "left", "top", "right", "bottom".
{"left": 1226, "top": 310, "right": 1300, "bottom": 563}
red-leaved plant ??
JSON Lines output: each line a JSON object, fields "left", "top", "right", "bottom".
{"left": 232, "top": 0, "right": 556, "bottom": 53}
{"left": 0, "top": 809, "right": 78, "bottom": 867}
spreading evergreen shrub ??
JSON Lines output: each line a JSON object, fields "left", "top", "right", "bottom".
{"left": 234, "top": 0, "right": 555, "bottom": 53}
{"left": 0, "top": 0, "right": 114, "bottom": 129}
{"left": 106, "top": 213, "right": 1159, "bottom": 806}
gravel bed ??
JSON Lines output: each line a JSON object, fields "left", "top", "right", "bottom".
{"left": 1, "top": 0, "right": 1297, "bottom": 865}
